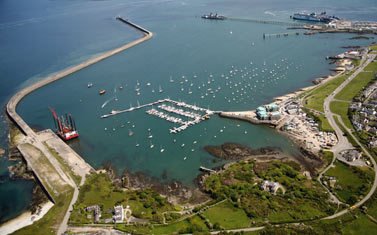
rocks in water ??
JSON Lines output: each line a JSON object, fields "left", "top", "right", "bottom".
{"left": 8, "top": 147, "right": 22, "bottom": 161}
{"left": 8, "top": 161, "right": 34, "bottom": 180}
{"left": 204, "top": 143, "right": 281, "bottom": 160}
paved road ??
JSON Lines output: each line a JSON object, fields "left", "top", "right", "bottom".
{"left": 321, "top": 54, "right": 377, "bottom": 219}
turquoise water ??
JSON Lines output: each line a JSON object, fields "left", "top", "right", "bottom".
{"left": 1, "top": 0, "right": 376, "bottom": 223}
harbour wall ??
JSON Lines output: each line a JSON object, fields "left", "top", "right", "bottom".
{"left": 116, "top": 17, "right": 151, "bottom": 35}
{"left": 219, "top": 111, "right": 278, "bottom": 127}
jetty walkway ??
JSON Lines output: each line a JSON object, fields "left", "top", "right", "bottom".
{"left": 227, "top": 17, "right": 305, "bottom": 27}
{"left": 5, "top": 18, "right": 153, "bottom": 235}
{"left": 101, "top": 98, "right": 216, "bottom": 133}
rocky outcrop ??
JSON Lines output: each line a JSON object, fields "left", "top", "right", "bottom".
{"left": 204, "top": 143, "right": 281, "bottom": 160}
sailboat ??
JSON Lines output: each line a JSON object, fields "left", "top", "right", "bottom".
{"left": 159, "top": 85, "right": 163, "bottom": 93}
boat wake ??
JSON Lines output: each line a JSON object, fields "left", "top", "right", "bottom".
{"left": 264, "top": 11, "right": 276, "bottom": 17}
{"left": 101, "top": 97, "right": 115, "bottom": 108}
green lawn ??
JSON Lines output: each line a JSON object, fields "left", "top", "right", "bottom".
{"left": 203, "top": 200, "right": 250, "bottom": 229}
{"left": 325, "top": 161, "right": 373, "bottom": 204}
{"left": 364, "top": 60, "right": 377, "bottom": 71}
{"left": 330, "top": 101, "right": 354, "bottom": 130}
{"left": 335, "top": 71, "right": 376, "bottom": 101}
{"left": 342, "top": 214, "right": 377, "bottom": 235}
{"left": 304, "top": 74, "right": 348, "bottom": 113}
{"left": 370, "top": 45, "right": 377, "bottom": 51}
{"left": 116, "top": 215, "right": 209, "bottom": 234}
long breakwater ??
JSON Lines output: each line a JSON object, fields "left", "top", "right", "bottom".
{"left": 7, "top": 17, "right": 153, "bottom": 137}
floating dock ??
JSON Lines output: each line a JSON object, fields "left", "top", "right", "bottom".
{"left": 101, "top": 98, "right": 216, "bottom": 133}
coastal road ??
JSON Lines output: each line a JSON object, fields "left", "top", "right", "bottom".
{"left": 321, "top": 53, "right": 377, "bottom": 219}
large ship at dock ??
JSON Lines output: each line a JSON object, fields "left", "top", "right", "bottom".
{"left": 201, "top": 13, "right": 226, "bottom": 20}
{"left": 292, "top": 12, "right": 338, "bottom": 23}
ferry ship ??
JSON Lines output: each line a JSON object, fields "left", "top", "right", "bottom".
{"left": 292, "top": 12, "right": 338, "bottom": 23}
{"left": 201, "top": 13, "right": 226, "bottom": 20}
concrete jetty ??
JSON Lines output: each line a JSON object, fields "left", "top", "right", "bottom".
{"left": 219, "top": 111, "right": 278, "bottom": 126}
{"left": 227, "top": 17, "right": 305, "bottom": 27}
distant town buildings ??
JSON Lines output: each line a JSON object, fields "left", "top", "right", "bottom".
{"left": 327, "top": 20, "right": 377, "bottom": 32}
{"left": 350, "top": 79, "right": 377, "bottom": 148}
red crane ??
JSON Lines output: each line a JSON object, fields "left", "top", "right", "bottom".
{"left": 49, "top": 107, "right": 79, "bottom": 141}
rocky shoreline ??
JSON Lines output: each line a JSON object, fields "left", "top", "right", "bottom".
{"left": 101, "top": 164, "right": 210, "bottom": 206}
{"left": 204, "top": 142, "right": 281, "bottom": 160}
{"left": 204, "top": 142, "right": 323, "bottom": 176}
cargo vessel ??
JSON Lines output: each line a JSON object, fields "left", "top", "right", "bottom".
{"left": 201, "top": 13, "right": 226, "bottom": 20}
{"left": 50, "top": 108, "right": 79, "bottom": 141}
{"left": 292, "top": 12, "right": 338, "bottom": 23}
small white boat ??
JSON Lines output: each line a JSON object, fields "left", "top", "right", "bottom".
{"left": 183, "top": 157, "right": 187, "bottom": 160}
{"left": 181, "top": 143, "right": 185, "bottom": 147}
{"left": 129, "top": 130, "right": 134, "bottom": 136}
{"left": 87, "top": 83, "right": 93, "bottom": 88}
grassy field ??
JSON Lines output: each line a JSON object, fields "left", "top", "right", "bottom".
{"left": 304, "top": 73, "right": 348, "bottom": 113}
{"left": 325, "top": 161, "right": 373, "bottom": 204}
{"left": 335, "top": 71, "right": 376, "bottom": 101}
{"left": 203, "top": 200, "right": 250, "bottom": 229}
{"left": 116, "top": 215, "right": 209, "bottom": 234}
{"left": 330, "top": 101, "right": 354, "bottom": 130}
{"left": 370, "top": 45, "right": 377, "bottom": 51}
{"left": 342, "top": 214, "right": 377, "bottom": 235}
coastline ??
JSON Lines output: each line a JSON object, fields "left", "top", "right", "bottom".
{"left": 218, "top": 60, "right": 350, "bottom": 163}
{"left": 0, "top": 201, "right": 54, "bottom": 235}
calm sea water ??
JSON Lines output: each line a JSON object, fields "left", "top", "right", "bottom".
{"left": 1, "top": 0, "right": 376, "bottom": 223}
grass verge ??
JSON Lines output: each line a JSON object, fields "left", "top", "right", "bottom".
{"left": 325, "top": 160, "right": 373, "bottom": 204}
{"left": 203, "top": 200, "right": 250, "bottom": 229}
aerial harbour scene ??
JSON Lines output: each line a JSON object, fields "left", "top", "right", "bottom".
{"left": 1, "top": 0, "right": 377, "bottom": 234}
